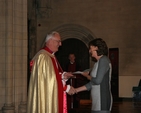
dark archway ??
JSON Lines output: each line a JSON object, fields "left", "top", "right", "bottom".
{"left": 40, "top": 24, "right": 96, "bottom": 100}
{"left": 44, "top": 24, "right": 96, "bottom": 71}
{"left": 56, "top": 38, "right": 90, "bottom": 100}
{"left": 56, "top": 38, "right": 89, "bottom": 71}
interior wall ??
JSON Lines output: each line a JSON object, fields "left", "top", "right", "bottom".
{"left": 28, "top": 0, "right": 141, "bottom": 98}
{"left": 119, "top": 76, "right": 141, "bottom": 97}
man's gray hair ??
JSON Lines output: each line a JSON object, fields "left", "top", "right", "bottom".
{"left": 45, "top": 31, "right": 60, "bottom": 42}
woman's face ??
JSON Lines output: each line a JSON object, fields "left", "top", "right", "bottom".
{"left": 89, "top": 46, "right": 98, "bottom": 58}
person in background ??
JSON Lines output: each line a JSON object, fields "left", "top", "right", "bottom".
{"left": 65, "top": 53, "right": 81, "bottom": 72}
{"left": 75, "top": 38, "right": 113, "bottom": 113}
{"left": 27, "top": 31, "right": 76, "bottom": 113}
{"left": 64, "top": 53, "right": 81, "bottom": 112}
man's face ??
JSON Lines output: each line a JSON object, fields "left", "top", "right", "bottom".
{"left": 69, "top": 54, "right": 75, "bottom": 62}
{"left": 49, "top": 34, "right": 62, "bottom": 52}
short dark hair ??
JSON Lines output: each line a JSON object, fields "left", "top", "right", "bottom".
{"left": 89, "top": 38, "right": 108, "bottom": 56}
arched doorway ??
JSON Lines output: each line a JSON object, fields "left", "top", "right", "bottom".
{"left": 48, "top": 24, "right": 96, "bottom": 100}
{"left": 41, "top": 24, "right": 97, "bottom": 100}
{"left": 48, "top": 24, "right": 96, "bottom": 70}
{"left": 56, "top": 38, "right": 90, "bottom": 101}
{"left": 56, "top": 38, "right": 89, "bottom": 71}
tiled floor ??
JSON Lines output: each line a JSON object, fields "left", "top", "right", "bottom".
{"left": 68, "top": 99, "right": 141, "bottom": 113}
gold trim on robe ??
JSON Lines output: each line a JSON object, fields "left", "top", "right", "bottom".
{"left": 27, "top": 50, "right": 58, "bottom": 113}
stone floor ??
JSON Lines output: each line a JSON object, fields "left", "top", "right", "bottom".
{"left": 68, "top": 99, "right": 141, "bottom": 113}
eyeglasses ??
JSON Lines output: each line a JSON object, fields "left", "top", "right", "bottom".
{"left": 52, "top": 39, "right": 62, "bottom": 43}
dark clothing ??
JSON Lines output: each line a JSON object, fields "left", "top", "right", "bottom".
{"left": 64, "top": 61, "right": 81, "bottom": 72}
{"left": 65, "top": 61, "right": 81, "bottom": 111}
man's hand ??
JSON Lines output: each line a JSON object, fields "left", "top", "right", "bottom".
{"left": 63, "top": 72, "right": 74, "bottom": 79}
{"left": 67, "top": 86, "right": 76, "bottom": 95}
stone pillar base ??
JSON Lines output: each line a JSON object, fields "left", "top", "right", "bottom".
{"left": 18, "top": 102, "right": 27, "bottom": 113}
{"left": 2, "top": 104, "right": 15, "bottom": 113}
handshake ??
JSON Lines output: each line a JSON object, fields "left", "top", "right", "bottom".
{"left": 67, "top": 86, "right": 78, "bottom": 95}
{"left": 64, "top": 72, "right": 87, "bottom": 95}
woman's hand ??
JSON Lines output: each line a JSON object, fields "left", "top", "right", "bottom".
{"left": 82, "top": 72, "right": 92, "bottom": 80}
{"left": 82, "top": 72, "right": 89, "bottom": 77}
{"left": 75, "top": 86, "right": 87, "bottom": 94}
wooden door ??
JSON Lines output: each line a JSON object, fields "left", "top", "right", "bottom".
{"left": 109, "top": 48, "right": 119, "bottom": 101}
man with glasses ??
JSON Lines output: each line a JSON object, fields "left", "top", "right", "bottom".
{"left": 27, "top": 31, "right": 75, "bottom": 113}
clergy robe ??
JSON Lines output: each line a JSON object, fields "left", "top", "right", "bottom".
{"left": 27, "top": 47, "right": 67, "bottom": 113}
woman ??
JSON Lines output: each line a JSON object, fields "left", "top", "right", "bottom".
{"left": 75, "top": 38, "right": 113, "bottom": 113}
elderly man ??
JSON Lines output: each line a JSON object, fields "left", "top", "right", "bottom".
{"left": 27, "top": 31, "right": 75, "bottom": 113}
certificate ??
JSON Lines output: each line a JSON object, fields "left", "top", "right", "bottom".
{"left": 72, "top": 71, "right": 83, "bottom": 74}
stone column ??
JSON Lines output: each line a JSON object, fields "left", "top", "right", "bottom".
{"left": 2, "top": 0, "right": 15, "bottom": 113}
{"left": 18, "top": 1, "right": 28, "bottom": 112}
{"left": 10, "top": 0, "right": 28, "bottom": 113}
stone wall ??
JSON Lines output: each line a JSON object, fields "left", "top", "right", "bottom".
{"left": 0, "top": 0, "right": 27, "bottom": 112}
